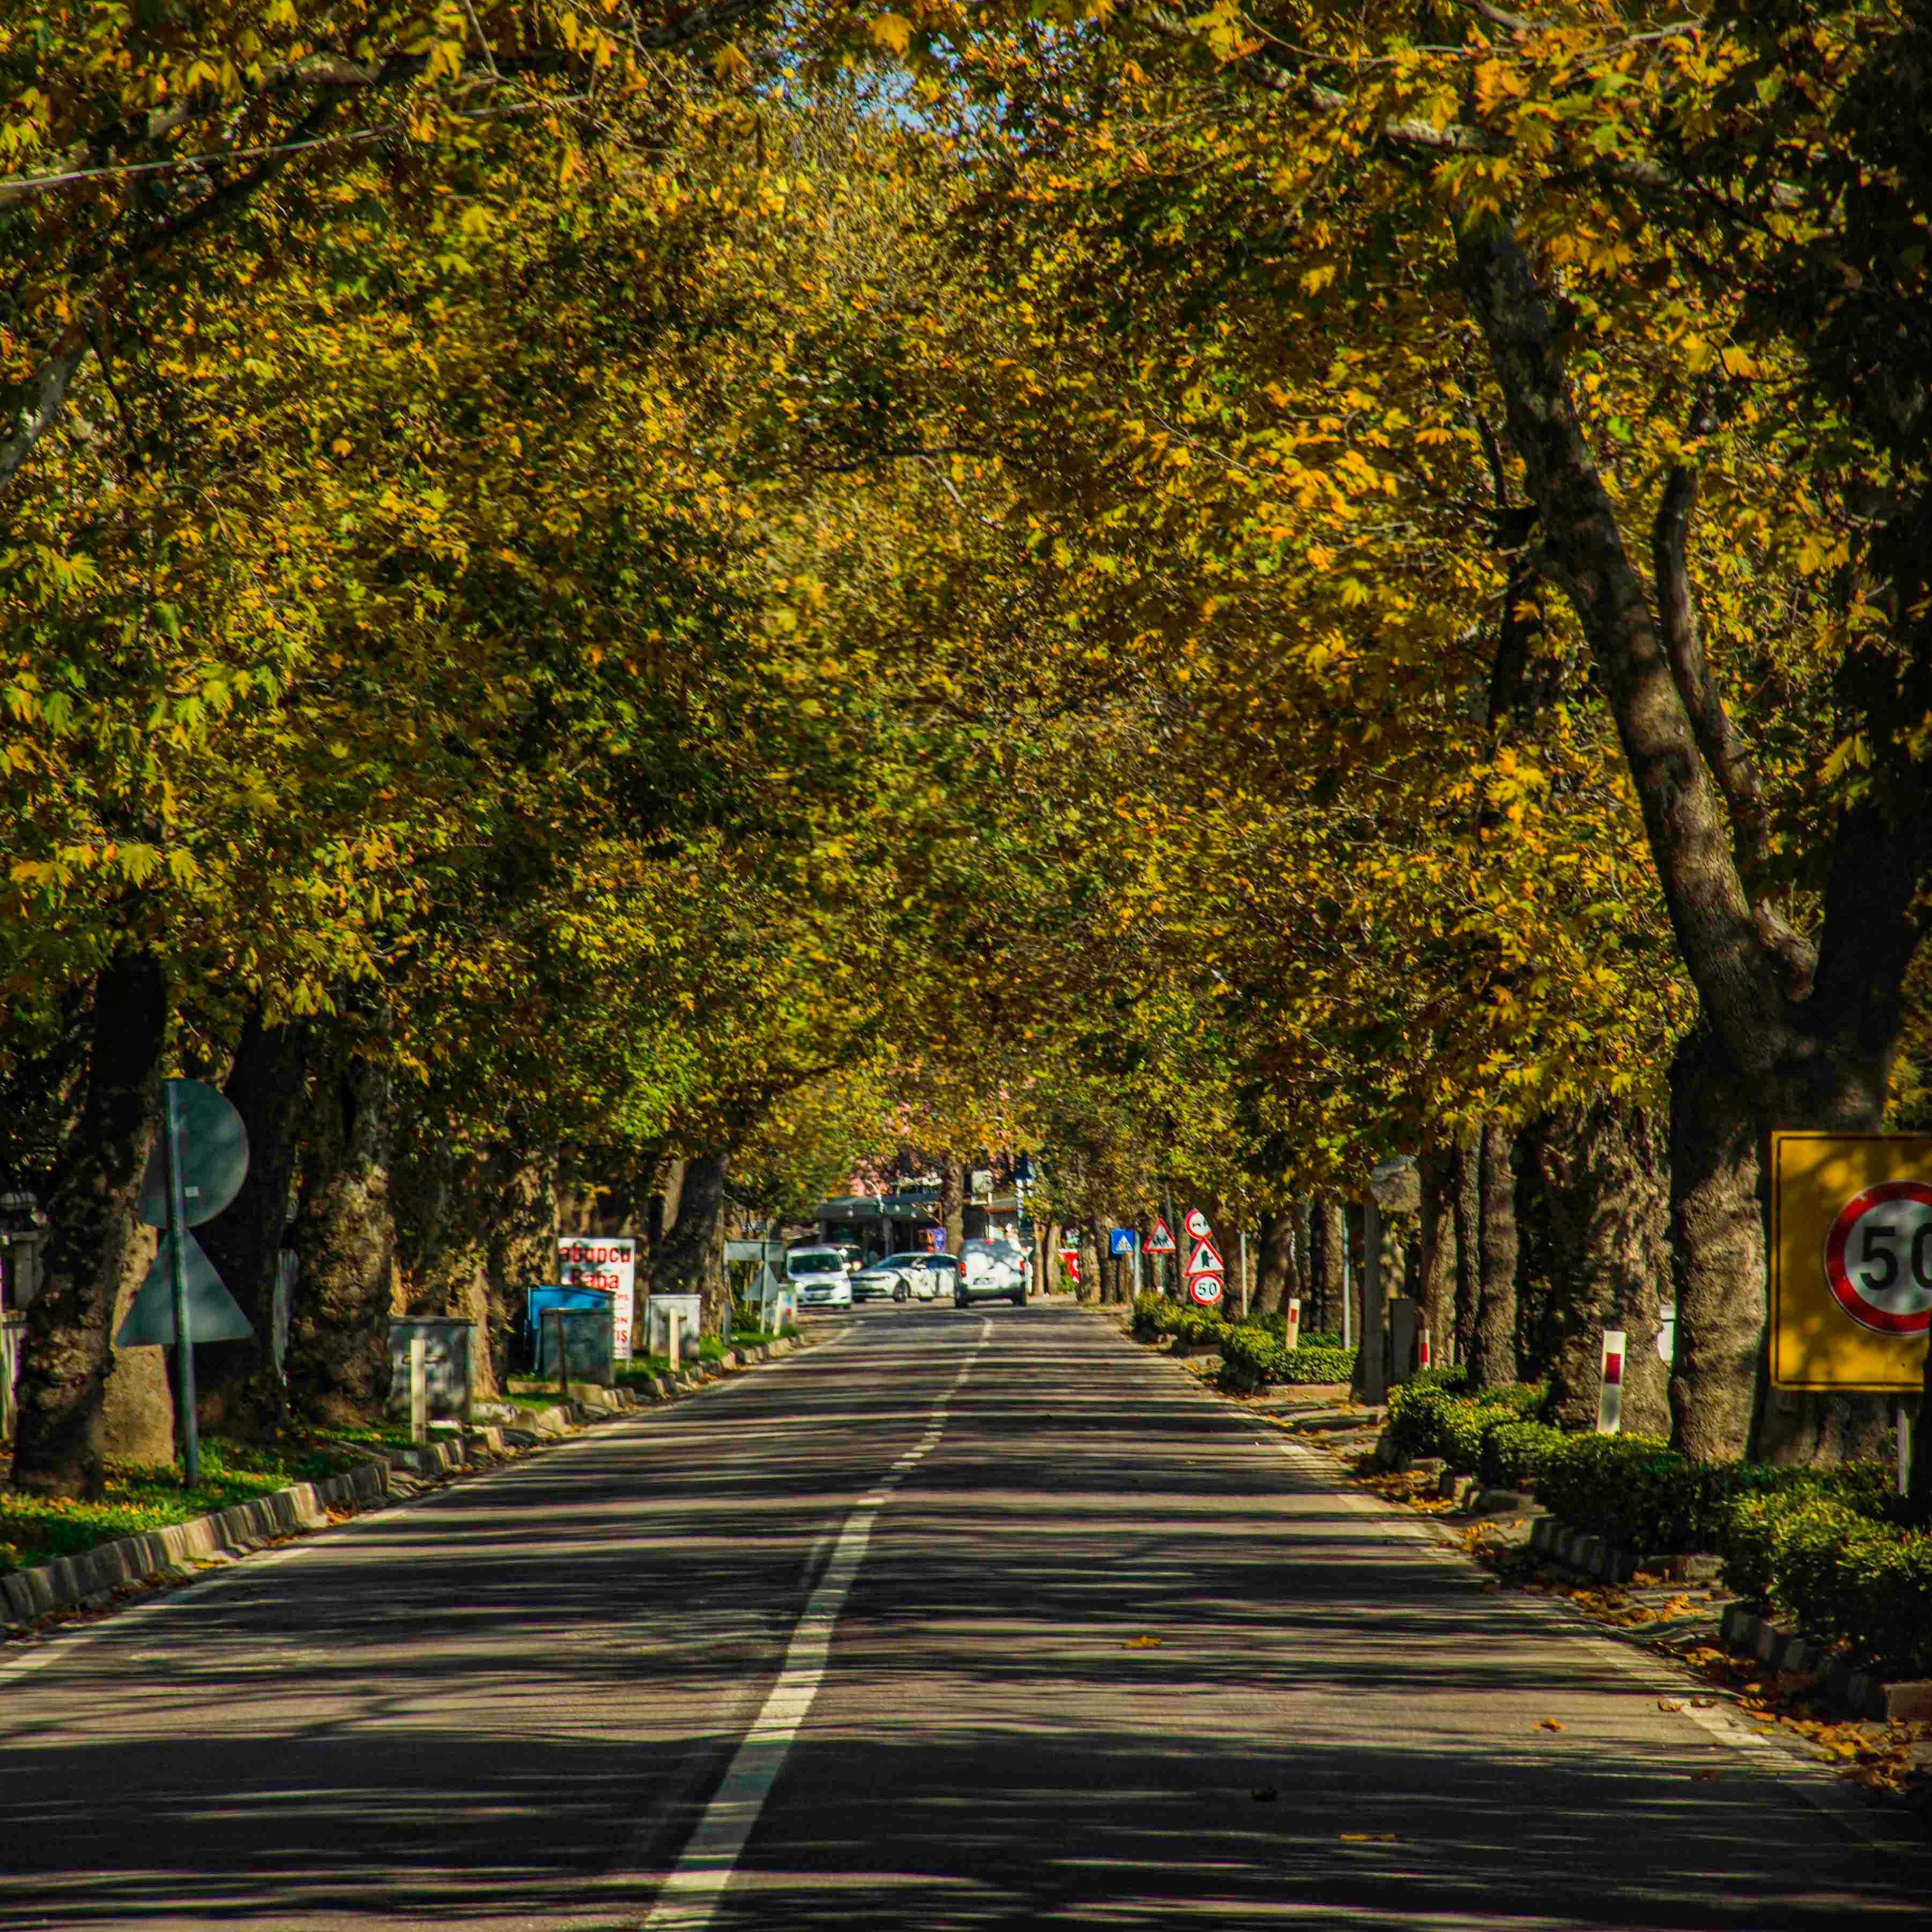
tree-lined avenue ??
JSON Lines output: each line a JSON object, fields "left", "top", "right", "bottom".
{"left": 1, "top": 1307, "right": 1921, "bottom": 1929}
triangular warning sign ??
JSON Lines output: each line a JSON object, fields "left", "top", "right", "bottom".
{"left": 1185, "top": 1238, "right": 1224, "bottom": 1278}
{"left": 1145, "top": 1218, "right": 1176, "bottom": 1254}
{"left": 116, "top": 1228, "right": 255, "bottom": 1347}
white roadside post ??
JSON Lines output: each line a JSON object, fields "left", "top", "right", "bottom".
{"left": 1284, "top": 1296, "right": 1301, "bottom": 1353}
{"left": 409, "top": 1331, "right": 428, "bottom": 1444}
{"left": 1596, "top": 1329, "right": 1627, "bottom": 1434}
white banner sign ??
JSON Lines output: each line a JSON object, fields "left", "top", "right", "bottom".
{"left": 559, "top": 1236, "right": 636, "bottom": 1360}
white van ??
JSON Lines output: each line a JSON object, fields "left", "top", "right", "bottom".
{"left": 786, "top": 1245, "right": 853, "bottom": 1308}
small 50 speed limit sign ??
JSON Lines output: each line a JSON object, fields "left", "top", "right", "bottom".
{"left": 1824, "top": 1182, "right": 1932, "bottom": 1334}
{"left": 1772, "top": 1133, "right": 1932, "bottom": 1390}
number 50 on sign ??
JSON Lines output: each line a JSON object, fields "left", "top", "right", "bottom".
{"left": 1771, "top": 1133, "right": 1932, "bottom": 1390}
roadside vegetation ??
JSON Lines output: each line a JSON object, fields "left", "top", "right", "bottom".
{"left": 5, "top": 0, "right": 1932, "bottom": 1625}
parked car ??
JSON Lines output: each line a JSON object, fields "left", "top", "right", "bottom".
{"left": 786, "top": 1245, "right": 853, "bottom": 1308}
{"left": 953, "top": 1251, "right": 1025, "bottom": 1309}
{"left": 855, "top": 1251, "right": 945, "bottom": 1301}
{"left": 851, "top": 1256, "right": 911, "bottom": 1301}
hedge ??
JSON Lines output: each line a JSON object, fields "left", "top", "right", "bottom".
{"left": 1721, "top": 1493, "right": 1932, "bottom": 1677}
{"left": 1219, "top": 1326, "right": 1357, "bottom": 1387}
{"left": 1386, "top": 1378, "right": 1550, "bottom": 1476}
{"left": 1534, "top": 1433, "right": 1901, "bottom": 1555}
{"left": 1130, "top": 1293, "right": 1225, "bottom": 1348}
{"left": 1129, "top": 1293, "right": 1346, "bottom": 1370}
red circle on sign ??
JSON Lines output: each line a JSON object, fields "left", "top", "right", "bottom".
{"left": 1822, "top": 1180, "right": 1932, "bottom": 1335}
{"left": 1185, "top": 1208, "right": 1212, "bottom": 1241}
{"left": 1189, "top": 1273, "right": 1223, "bottom": 1306}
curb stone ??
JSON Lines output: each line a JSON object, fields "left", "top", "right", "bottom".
{"left": 1, "top": 1459, "right": 388, "bottom": 1627}
{"left": 2, "top": 1328, "right": 815, "bottom": 1634}
{"left": 1715, "top": 1601, "right": 1932, "bottom": 1723}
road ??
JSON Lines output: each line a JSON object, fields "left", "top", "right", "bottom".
{"left": 1, "top": 1301, "right": 1923, "bottom": 1929}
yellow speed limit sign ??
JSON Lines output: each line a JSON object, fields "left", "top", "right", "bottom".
{"left": 1771, "top": 1132, "right": 1932, "bottom": 1390}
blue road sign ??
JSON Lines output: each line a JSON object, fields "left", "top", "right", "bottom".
{"left": 1109, "top": 1228, "right": 1139, "bottom": 1256}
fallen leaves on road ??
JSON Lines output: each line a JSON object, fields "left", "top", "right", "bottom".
{"left": 1537, "top": 1718, "right": 1567, "bottom": 1731}
{"left": 1658, "top": 1699, "right": 1685, "bottom": 1712}
{"left": 1122, "top": 1634, "right": 1163, "bottom": 1649}
{"left": 1339, "top": 1832, "right": 1398, "bottom": 1842}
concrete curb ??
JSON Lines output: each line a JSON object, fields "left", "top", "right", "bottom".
{"left": 1528, "top": 1514, "right": 1639, "bottom": 1586}
{"left": 1526, "top": 1519, "right": 1932, "bottom": 1724}
{"left": 2, "top": 1331, "right": 813, "bottom": 1632}
{"left": 1715, "top": 1602, "right": 1932, "bottom": 1723}
{"left": 1, "top": 1459, "right": 390, "bottom": 1626}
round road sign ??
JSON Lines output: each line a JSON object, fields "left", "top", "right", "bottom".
{"left": 137, "top": 1078, "right": 250, "bottom": 1230}
{"left": 1823, "top": 1180, "right": 1932, "bottom": 1336}
{"left": 1183, "top": 1206, "right": 1213, "bottom": 1241}
{"left": 1188, "top": 1272, "right": 1224, "bottom": 1307}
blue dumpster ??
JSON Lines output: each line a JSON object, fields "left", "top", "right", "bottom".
{"left": 525, "top": 1284, "right": 615, "bottom": 1381}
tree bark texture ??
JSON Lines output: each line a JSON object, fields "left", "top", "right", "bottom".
{"left": 11, "top": 948, "right": 167, "bottom": 1499}
{"left": 1252, "top": 1209, "right": 1292, "bottom": 1317}
{"left": 196, "top": 1012, "right": 309, "bottom": 1438}
{"left": 481, "top": 1140, "right": 558, "bottom": 1380}
{"left": 1450, "top": 1139, "right": 1481, "bottom": 1367}
{"left": 1527, "top": 1103, "right": 1671, "bottom": 1437}
{"left": 1417, "top": 1145, "right": 1457, "bottom": 1371}
{"left": 1663, "top": 1028, "right": 1769, "bottom": 1462}
{"left": 654, "top": 1151, "right": 729, "bottom": 1334}
{"left": 939, "top": 1157, "right": 965, "bottom": 1261}
{"left": 1468, "top": 1120, "right": 1520, "bottom": 1391}
{"left": 1309, "top": 1195, "right": 1344, "bottom": 1336}
{"left": 1078, "top": 1225, "right": 1102, "bottom": 1306}
{"left": 287, "top": 1046, "right": 396, "bottom": 1425}
{"left": 100, "top": 1220, "right": 175, "bottom": 1463}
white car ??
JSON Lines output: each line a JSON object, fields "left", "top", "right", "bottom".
{"left": 855, "top": 1251, "right": 946, "bottom": 1301}
{"left": 787, "top": 1245, "right": 853, "bottom": 1308}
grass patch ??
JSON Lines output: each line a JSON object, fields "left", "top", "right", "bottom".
{"left": 1, "top": 1437, "right": 366, "bottom": 1576}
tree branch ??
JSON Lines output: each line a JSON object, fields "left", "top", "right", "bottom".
{"left": 1649, "top": 459, "right": 1769, "bottom": 875}
{"left": 0, "top": 321, "right": 90, "bottom": 490}
{"left": 1452, "top": 210, "right": 1790, "bottom": 1069}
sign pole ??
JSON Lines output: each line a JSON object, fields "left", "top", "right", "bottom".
{"left": 164, "top": 1080, "right": 201, "bottom": 1487}
{"left": 1239, "top": 1227, "right": 1249, "bottom": 1322}
{"left": 1899, "top": 1397, "right": 1912, "bottom": 1498}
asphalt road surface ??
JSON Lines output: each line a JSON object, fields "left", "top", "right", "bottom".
{"left": 2, "top": 1302, "right": 1924, "bottom": 1929}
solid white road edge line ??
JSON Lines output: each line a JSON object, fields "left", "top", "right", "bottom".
{"left": 636, "top": 1319, "right": 991, "bottom": 1930}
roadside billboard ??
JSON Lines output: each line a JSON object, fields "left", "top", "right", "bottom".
{"left": 559, "top": 1235, "right": 637, "bottom": 1360}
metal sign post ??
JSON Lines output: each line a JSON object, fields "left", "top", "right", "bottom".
{"left": 120, "top": 1077, "right": 253, "bottom": 1489}
{"left": 162, "top": 1081, "right": 200, "bottom": 1486}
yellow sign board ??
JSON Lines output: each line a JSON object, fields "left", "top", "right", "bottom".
{"left": 1770, "top": 1132, "right": 1932, "bottom": 1391}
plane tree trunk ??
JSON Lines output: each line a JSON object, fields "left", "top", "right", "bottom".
{"left": 11, "top": 949, "right": 167, "bottom": 1499}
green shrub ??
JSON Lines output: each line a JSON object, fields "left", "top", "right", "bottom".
{"left": 1218, "top": 1327, "right": 1356, "bottom": 1388}
{"left": 1538, "top": 1434, "right": 1901, "bottom": 1555}
{"left": 1721, "top": 1492, "right": 1932, "bottom": 1676}
{"left": 1482, "top": 1418, "right": 1567, "bottom": 1489}
{"left": 1387, "top": 1378, "right": 1546, "bottom": 1472}
{"left": 1131, "top": 1292, "right": 1225, "bottom": 1346}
